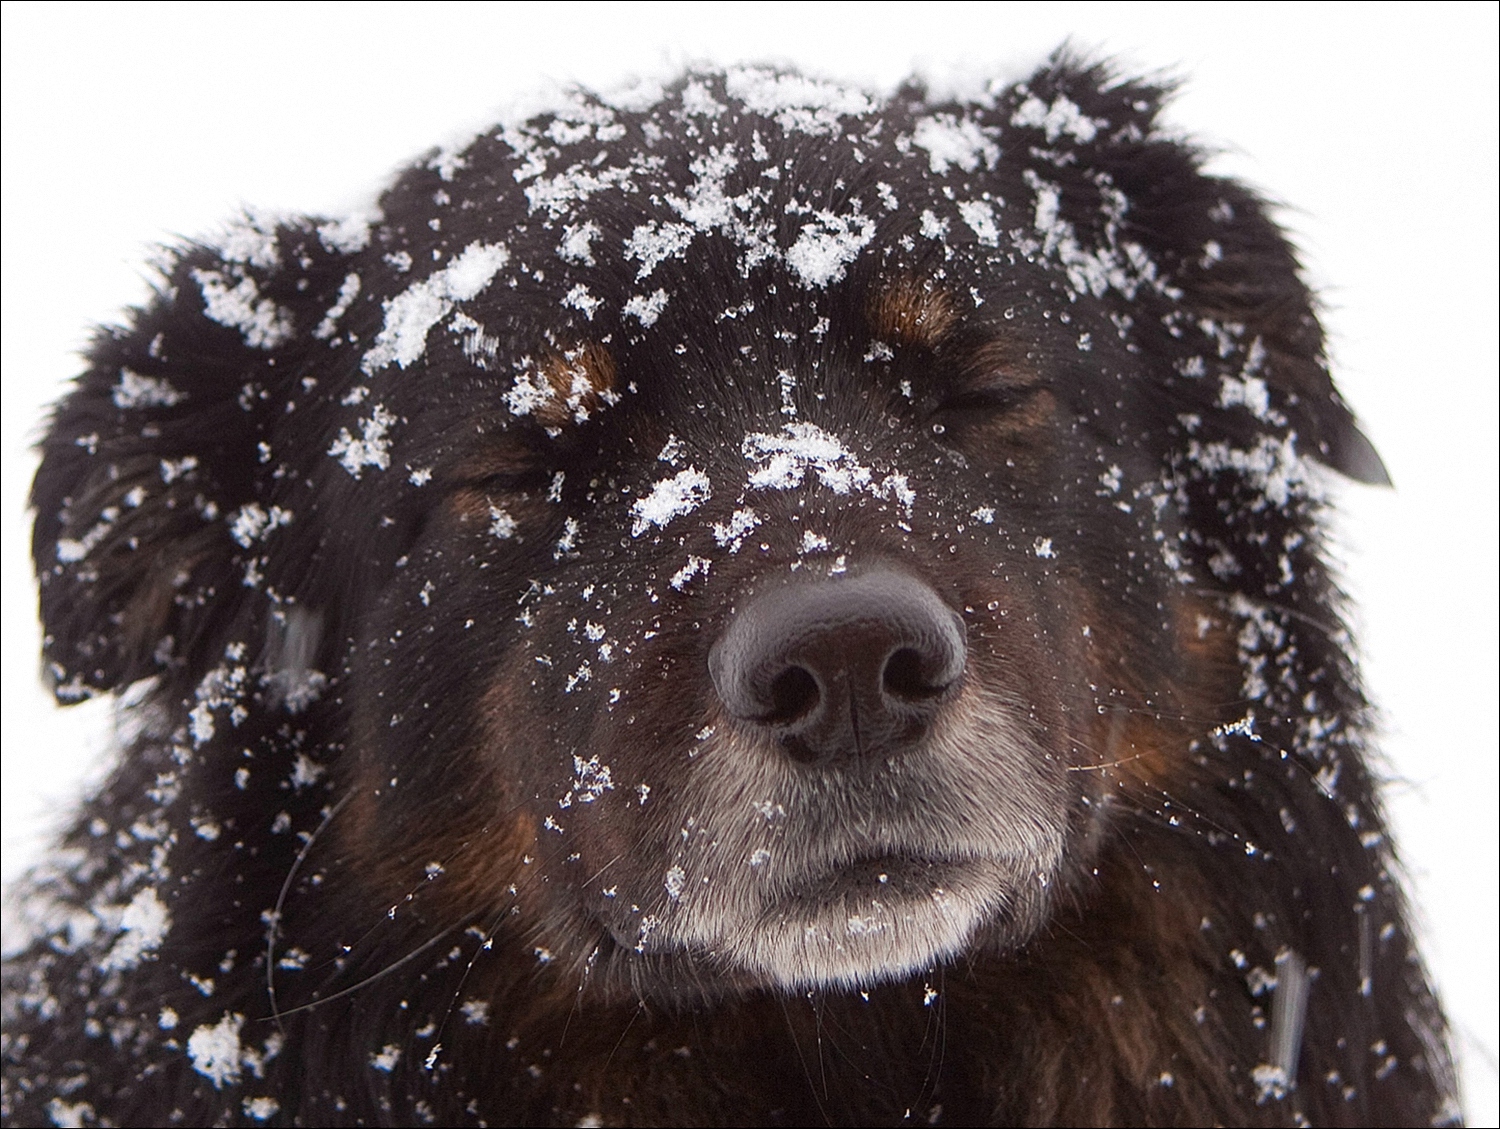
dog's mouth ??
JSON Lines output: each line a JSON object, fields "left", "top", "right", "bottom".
{"left": 608, "top": 840, "right": 1051, "bottom": 992}
{"left": 771, "top": 849, "right": 983, "bottom": 907}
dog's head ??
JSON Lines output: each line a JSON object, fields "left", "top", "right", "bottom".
{"left": 33, "top": 62, "right": 1384, "bottom": 1003}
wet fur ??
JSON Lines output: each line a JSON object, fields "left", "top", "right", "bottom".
{"left": 4, "top": 60, "right": 1458, "bottom": 1126}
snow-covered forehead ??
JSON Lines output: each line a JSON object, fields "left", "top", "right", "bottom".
{"left": 468, "top": 68, "right": 1139, "bottom": 312}
{"left": 292, "top": 63, "right": 1294, "bottom": 537}
{"left": 321, "top": 66, "right": 1179, "bottom": 443}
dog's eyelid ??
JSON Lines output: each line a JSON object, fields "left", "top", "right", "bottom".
{"left": 448, "top": 445, "right": 551, "bottom": 490}
{"left": 943, "top": 349, "right": 1046, "bottom": 408}
{"left": 937, "top": 381, "right": 1041, "bottom": 415}
{"left": 971, "top": 361, "right": 1042, "bottom": 390}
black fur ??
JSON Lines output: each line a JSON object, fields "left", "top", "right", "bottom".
{"left": 4, "top": 60, "right": 1457, "bottom": 1126}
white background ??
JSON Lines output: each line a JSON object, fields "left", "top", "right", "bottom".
{"left": 3, "top": 3, "right": 1494, "bottom": 1119}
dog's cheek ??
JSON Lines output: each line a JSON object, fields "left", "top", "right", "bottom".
{"left": 945, "top": 515, "right": 1212, "bottom": 856}
{"left": 339, "top": 534, "right": 527, "bottom": 893}
{"left": 484, "top": 573, "right": 697, "bottom": 921}
{"left": 337, "top": 495, "right": 650, "bottom": 931}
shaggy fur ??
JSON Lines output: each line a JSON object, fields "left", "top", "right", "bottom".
{"left": 4, "top": 60, "right": 1459, "bottom": 1126}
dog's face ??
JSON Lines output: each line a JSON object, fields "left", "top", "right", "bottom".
{"left": 353, "top": 260, "right": 1124, "bottom": 996}
{"left": 34, "top": 66, "right": 1383, "bottom": 1005}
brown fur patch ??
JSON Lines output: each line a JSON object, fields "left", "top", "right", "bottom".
{"left": 435, "top": 810, "right": 538, "bottom": 917}
{"left": 868, "top": 277, "right": 957, "bottom": 349}
{"left": 1068, "top": 591, "right": 1242, "bottom": 793}
{"left": 342, "top": 680, "right": 537, "bottom": 908}
{"left": 529, "top": 342, "right": 617, "bottom": 430}
{"left": 448, "top": 486, "right": 503, "bottom": 524}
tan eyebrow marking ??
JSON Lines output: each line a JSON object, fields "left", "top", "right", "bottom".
{"left": 529, "top": 342, "right": 618, "bottom": 430}
{"left": 868, "top": 277, "right": 957, "bottom": 349}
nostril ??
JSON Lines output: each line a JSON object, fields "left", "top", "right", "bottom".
{"left": 767, "top": 666, "right": 819, "bottom": 723}
{"left": 882, "top": 647, "right": 943, "bottom": 702}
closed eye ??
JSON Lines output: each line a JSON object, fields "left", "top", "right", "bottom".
{"left": 935, "top": 382, "right": 1041, "bottom": 416}
{"left": 470, "top": 467, "right": 554, "bottom": 494}
{"left": 928, "top": 370, "right": 1057, "bottom": 450}
{"left": 449, "top": 443, "right": 556, "bottom": 496}
{"left": 930, "top": 330, "right": 1046, "bottom": 422}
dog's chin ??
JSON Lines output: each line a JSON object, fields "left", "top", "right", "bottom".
{"left": 629, "top": 853, "right": 1051, "bottom": 995}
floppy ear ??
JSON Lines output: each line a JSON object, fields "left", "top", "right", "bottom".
{"left": 1009, "top": 58, "right": 1390, "bottom": 486}
{"left": 31, "top": 215, "right": 368, "bottom": 701}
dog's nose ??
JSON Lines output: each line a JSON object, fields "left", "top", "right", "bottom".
{"left": 708, "top": 570, "right": 966, "bottom": 763}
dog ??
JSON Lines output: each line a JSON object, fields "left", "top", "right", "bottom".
{"left": 3, "top": 59, "right": 1459, "bottom": 1126}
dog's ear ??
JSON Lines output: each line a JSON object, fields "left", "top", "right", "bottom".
{"left": 31, "top": 215, "right": 369, "bottom": 701}
{"left": 1005, "top": 58, "right": 1390, "bottom": 486}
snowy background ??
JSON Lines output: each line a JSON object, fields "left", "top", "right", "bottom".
{"left": 3, "top": 3, "right": 1494, "bottom": 1119}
